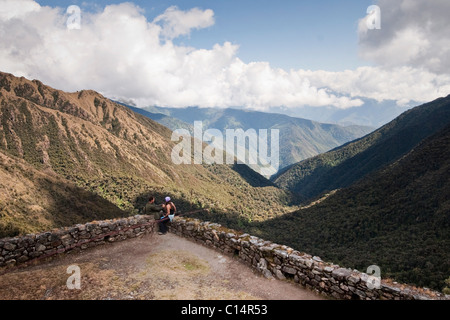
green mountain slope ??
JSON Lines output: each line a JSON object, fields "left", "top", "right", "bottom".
{"left": 143, "top": 106, "right": 373, "bottom": 171}
{"left": 274, "top": 95, "right": 450, "bottom": 201}
{"left": 0, "top": 150, "right": 126, "bottom": 238}
{"left": 0, "top": 71, "right": 293, "bottom": 237}
{"left": 247, "top": 122, "right": 450, "bottom": 291}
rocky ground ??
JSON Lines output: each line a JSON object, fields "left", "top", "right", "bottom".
{"left": 0, "top": 232, "right": 325, "bottom": 300}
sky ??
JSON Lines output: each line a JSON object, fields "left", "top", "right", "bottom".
{"left": 1, "top": 0, "right": 450, "bottom": 112}
{"left": 31, "top": 0, "right": 373, "bottom": 71}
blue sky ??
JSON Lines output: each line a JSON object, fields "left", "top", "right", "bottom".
{"left": 2, "top": 0, "right": 449, "bottom": 115}
{"left": 36, "top": 0, "right": 374, "bottom": 71}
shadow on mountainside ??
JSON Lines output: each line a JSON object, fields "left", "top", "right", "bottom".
{"left": 0, "top": 173, "right": 128, "bottom": 238}
{"left": 133, "top": 191, "right": 203, "bottom": 216}
{"left": 230, "top": 164, "right": 276, "bottom": 188}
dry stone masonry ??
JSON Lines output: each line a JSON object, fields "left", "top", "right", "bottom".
{"left": 169, "top": 217, "right": 449, "bottom": 300}
{"left": 0, "top": 214, "right": 448, "bottom": 300}
{"left": 0, "top": 215, "right": 156, "bottom": 269}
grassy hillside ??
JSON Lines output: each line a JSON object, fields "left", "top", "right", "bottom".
{"left": 143, "top": 106, "right": 373, "bottom": 171}
{"left": 0, "top": 150, "right": 127, "bottom": 238}
{"left": 274, "top": 95, "right": 450, "bottom": 201}
{"left": 241, "top": 123, "right": 450, "bottom": 292}
{"left": 0, "top": 71, "right": 294, "bottom": 237}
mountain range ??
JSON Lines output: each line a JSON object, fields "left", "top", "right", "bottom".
{"left": 0, "top": 71, "right": 292, "bottom": 237}
{"left": 274, "top": 95, "right": 450, "bottom": 201}
{"left": 130, "top": 105, "right": 373, "bottom": 173}
{"left": 0, "top": 71, "right": 448, "bottom": 292}
{"left": 192, "top": 95, "right": 450, "bottom": 291}
{"left": 273, "top": 98, "right": 417, "bottom": 128}
{"left": 250, "top": 116, "right": 450, "bottom": 291}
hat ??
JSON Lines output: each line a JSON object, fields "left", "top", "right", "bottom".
{"left": 165, "top": 196, "right": 171, "bottom": 202}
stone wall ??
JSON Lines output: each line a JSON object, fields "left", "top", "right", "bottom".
{"left": 0, "top": 215, "right": 156, "bottom": 269}
{"left": 169, "top": 217, "right": 449, "bottom": 300}
{"left": 1, "top": 214, "right": 448, "bottom": 300}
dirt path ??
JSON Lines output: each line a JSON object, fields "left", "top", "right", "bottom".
{"left": 0, "top": 232, "right": 325, "bottom": 300}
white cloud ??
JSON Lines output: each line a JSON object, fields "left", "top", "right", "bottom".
{"left": 297, "top": 67, "right": 450, "bottom": 106}
{"left": 0, "top": 0, "right": 449, "bottom": 111}
{"left": 153, "top": 5, "right": 215, "bottom": 39}
{"left": 0, "top": 0, "right": 41, "bottom": 20}
{"left": 358, "top": 0, "right": 450, "bottom": 75}
{"left": 0, "top": 1, "right": 363, "bottom": 110}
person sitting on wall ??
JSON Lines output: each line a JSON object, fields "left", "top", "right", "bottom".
{"left": 159, "top": 196, "right": 177, "bottom": 235}
{"left": 142, "top": 196, "right": 164, "bottom": 221}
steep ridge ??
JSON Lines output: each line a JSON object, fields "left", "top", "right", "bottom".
{"left": 248, "top": 123, "right": 450, "bottom": 291}
{"left": 0, "top": 71, "right": 292, "bottom": 237}
{"left": 274, "top": 95, "right": 450, "bottom": 201}
{"left": 143, "top": 106, "right": 373, "bottom": 170}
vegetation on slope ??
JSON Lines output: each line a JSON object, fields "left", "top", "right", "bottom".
{"left": 221, "top": 124, "right": 450, "bottom": 292}
{"left": 1, "top": 71, "right": 448, "bottom": 294}
{"left": 274, "top": 95, "right": 450, "bottom": 201}
{"left": 0, "top": 151, "right": 127, "bottom": 238}
{"left": 0, "top": 71, "right": 293, "bottom": 237}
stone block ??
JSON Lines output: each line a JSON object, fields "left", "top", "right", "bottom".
{"left": 3, "top": 242, "right": 16, "bottom": 251}
{"left": 332, "top": 268, "right": 352, "bottom": 281}
{"left": 281, "top": 266, "right": 297, "bottom": 275}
